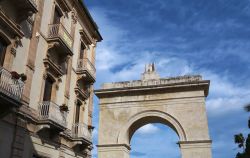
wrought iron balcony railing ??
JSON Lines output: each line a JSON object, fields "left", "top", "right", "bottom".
{"left": 71, "top": 123, "right": 92, "bottom": 141}
{"left": 76, "top": 58, "right": 96, "bottom": 81}
{"left": 47, "top": 23, "right": 73, "bottom": 52}
{"left": 0, "top": 67, "right": 24, "bottom": 102}
{"left": 38, "top": 101, "right": 67, "bottom": 128}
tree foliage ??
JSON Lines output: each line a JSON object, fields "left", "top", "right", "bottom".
{"left": 234, "top": 104, "right": 250, "bottom": 158}
{"left": 244, "top": 104, "right": 250, "bottom": 112}
{"left": 235, "top": 134, "right": 245, "bottom": 148}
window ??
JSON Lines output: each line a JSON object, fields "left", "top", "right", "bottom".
{"left": 75, "top": 102, "right": 81, "bottom": 124}
{"left": 0, "top": 37, "right": 7, "bottom": 66}
{"left": 43, "top": 77, "right": 54, "bottom": 101}
{"left": 79, "top": 43, "right": 85, "bottom": 59}
{"left": 53, "top": 8, "right": 62, "bottom": 24}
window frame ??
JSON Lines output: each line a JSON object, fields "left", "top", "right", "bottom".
{"left": 0, "top": 36, "right": 9, "bottom": 67}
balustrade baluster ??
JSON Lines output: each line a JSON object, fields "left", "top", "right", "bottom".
{"left": 71, "top": 123, "right": 91, "bottom": 140}
{"left": 38, "top": 101, "right": 67, "bottom": 128}
{"left": 77, "top": 58, "right": 96, "bottom": 77}
{"left": 48, "top": 23, "right": 73, "bottom": 49}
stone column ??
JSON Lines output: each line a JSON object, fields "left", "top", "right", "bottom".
{"left": 179, "top": 140, "right": 212, "bottom": 158}
{"left": 98, "top": 144, "right": 130, "bottom": 158}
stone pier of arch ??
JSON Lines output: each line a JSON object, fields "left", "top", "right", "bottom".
{"left": 95, "top": 64, "right": 212, "bottom": 158}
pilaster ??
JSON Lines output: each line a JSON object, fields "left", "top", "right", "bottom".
{"left": 22, "top": 0, "right": 45, "bottom": 104}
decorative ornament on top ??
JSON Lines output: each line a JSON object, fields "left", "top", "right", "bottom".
{"left": 141, "top": 63, "right": 160, "bottom": 80}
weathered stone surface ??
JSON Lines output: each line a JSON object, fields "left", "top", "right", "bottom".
{"left": 95, "top": 64, "right": 212, "bottom": 158}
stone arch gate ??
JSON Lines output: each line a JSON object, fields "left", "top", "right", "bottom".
{"left": 95, "top": 64, "right": 212, "bottom": 158}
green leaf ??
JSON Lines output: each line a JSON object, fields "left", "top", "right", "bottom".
{"left": 235, "top": 133, "right": 245, "bottom": 145}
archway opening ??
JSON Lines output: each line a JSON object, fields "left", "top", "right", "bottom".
{"left": 117, "top": 111, "right": 187, "bottom": 147}
{"left": 130, "top": 123, "right": 181, "bottom": 158}
{"left": 124, "top": 113, "right": 184, "bottom": 158}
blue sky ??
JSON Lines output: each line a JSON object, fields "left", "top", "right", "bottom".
{"left": 84, "top": 0, "right": 250, "bottom": 157}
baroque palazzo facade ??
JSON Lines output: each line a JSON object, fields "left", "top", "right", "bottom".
{"left": 0, "top": 0, "right": 102, "bottom": 157}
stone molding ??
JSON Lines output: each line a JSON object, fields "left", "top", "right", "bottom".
{"left": 97, "top": 144, "right": 131, "bottom": 151}
{"left": 117, "top": 110, "right": 187, "bottom": 145}
{"left": 178, "top": 140, "right": 212, "bottom": 144}
{"left": 98, "top": 94, "right": 206, "bottom": 107}
{"left": 95, "top": 75, "right": 210, "bottom": 97}
{"left": 178, "top": 140, "right": 212, "bottom": 149}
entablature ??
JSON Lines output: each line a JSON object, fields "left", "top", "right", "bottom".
{"left": 95, "top": 75, "right": 210, "bottom": 98}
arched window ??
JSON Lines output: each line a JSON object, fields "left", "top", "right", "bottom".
{"left": 0, "top": 37, "right": 7, "bottom": 67}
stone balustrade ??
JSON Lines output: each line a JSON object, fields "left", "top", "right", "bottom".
{"left": 77, "top": 58, "right": 96, "bottom": 80}
{"left": 38, "top": 101, "right": 67, "bottom": 128}
{"left": 71, "top": 123, "right": 92, "bottom": 141}
{"left": 48, "top": 23, "right": 73, "bottom": 50}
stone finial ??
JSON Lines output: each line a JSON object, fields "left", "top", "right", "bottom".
{"left": 141, "top": 63, "right": 160, "bottom": 80}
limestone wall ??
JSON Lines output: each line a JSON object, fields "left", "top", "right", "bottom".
{"left": 96, "top": 75, "right": 212, "bottom": 158}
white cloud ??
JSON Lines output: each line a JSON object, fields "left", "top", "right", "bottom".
{"left": 96, "top": 46, "right": 128, "bottom": 71}
{"left": 90, "top": 7, "right": 128, "bottom": 42}
{"left": 90, "top": 7, "right": 250, "bottom": 158}
{"left": 200, "top": 70, "right": 250, "bottom": 115}
{"left": 87, "top": 4, "right": 250, "bottom": 158}
{"left": 91, "top": 7, "right": 196, "bottom": 87}
{"left": 207, "top": 96, "right": 249, "bottom": 115}
{"left": 95, "top": 38, "right": 250, "bottom": 115}
{"left": 137, "top": 124, "right": 160, "bottom": 134}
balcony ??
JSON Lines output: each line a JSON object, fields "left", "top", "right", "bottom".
{"left": 9, "top": 0, "right": 37, "bottom": 22}
{"left": 43, "top": 58, "right": 64, "bottom": 78}
{"left": 71, "top": 123, "right": 92, "bottom": 145}
{"left": 0, "top": 0, "right": 37, "bottom": 39}
{"left": 47, "top": 23, "right": 73, "bottom": 55}
{"left": 0, "top": 67, "right": 24, "bottom": 108}
{"left": 38, "top": 101, "right": 67, "bottom": 130}
{"left": 0, "top": 9, "right": 24, "bottom": 39}
{"left": 76, "top": 58, "right": 96, "bottom": 82}
{"left": 75, "top": 86, "right": 90, "bottom": 101}
{"left": 18, "top": 0, "right": 37, "bottom": 12}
